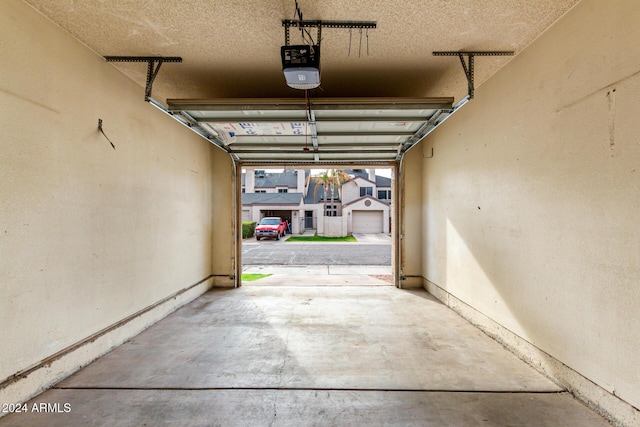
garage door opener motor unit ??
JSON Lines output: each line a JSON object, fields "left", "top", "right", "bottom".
{"left": 281, "top": 45, "right": 320, "bottom": 90}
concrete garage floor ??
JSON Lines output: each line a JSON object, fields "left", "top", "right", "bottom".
{"left": 1, "top": 285, "right": 610, "bottom": 426}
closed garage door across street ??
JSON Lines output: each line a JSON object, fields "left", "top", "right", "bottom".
{"left": 352, "top": 211, "right": 383, "bottom": 234}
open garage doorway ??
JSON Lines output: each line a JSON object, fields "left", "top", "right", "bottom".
{"left": 167, "top": 97, "right": 450, "bottom": 290}
{"left": 239, "top": 166, "right": 397, "bottom": 288}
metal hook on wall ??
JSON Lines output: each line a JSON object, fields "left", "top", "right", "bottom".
{"left": 98, "top": 118, "right": 116, "bottom": 150}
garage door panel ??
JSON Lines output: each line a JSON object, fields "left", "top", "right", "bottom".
{"left": 352, "top": 210, "right": 383, "bottom": 234}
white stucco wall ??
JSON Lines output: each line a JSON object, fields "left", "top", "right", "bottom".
{"left": 419, "top": 0, "right": 640, "bottom": 421}
{"left": 244, "top": 169, "right": 255, "bottom": 193}
{"left": 0, "top": 0, "right": 220, "bottom": 402}
{"left": 342, "top": 177, "right": 376, "bottom": 203}
{"left": 296, "top": 169, "right": 306, "bottom": 192}
{"left": 323, "top": 216, "right": 347, "bottom": 237}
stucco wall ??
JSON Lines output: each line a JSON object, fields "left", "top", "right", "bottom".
{"left": 211, "top": 148, "right": 235, "bottom": 286}
{"left": 342, "top": 177, "right": 375, "bottom": 202}
{"left": 0, "top": 0, "right": 219, "bottom": 398}
{"left": 400, "top": 147, "right": 423, "bottom": 288}
{"left": 420, "top": 0, "right": 640, "bottom": 418}
{"left": 323, "top": 215, "right": 347, "bottom": 237}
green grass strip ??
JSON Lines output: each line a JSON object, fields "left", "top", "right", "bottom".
{"left": 241, "top": 273, "right": 272, "bottom": 281}
{"left": 285, "top": 235, "right": 357, "bottom": 242}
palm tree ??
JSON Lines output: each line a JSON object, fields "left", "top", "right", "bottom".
{"left": 307, "top": 169, "right": 354, "bottom": 216}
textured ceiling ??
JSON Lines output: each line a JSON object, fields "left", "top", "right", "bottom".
{"left": 25, "top": 0, "right": 579, "bottom": 102}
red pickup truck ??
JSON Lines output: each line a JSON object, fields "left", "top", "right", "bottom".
{"left": 255, "top": 217, "right": 287, "bottom": 241}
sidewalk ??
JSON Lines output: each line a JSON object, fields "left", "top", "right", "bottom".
{"left": 242, "top": 264, "right": 393, "bottom": 286}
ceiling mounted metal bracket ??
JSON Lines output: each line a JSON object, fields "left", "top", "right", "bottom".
{"left": 433, "top": 51, "right": 514, "bottom": 99}
{"left": 104, "top": 56, "right": 182, "bottom": 101}
{"left": 282, "top": 20, "right": 376, "bottom": 46}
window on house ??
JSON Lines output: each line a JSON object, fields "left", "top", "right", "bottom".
{"left": 242, "top": 188, "right": 246, "bottom": 193}
{"left": 256, "top": 190, "right": 266, "bottom": 193}
{"left": 278, "top": 188, "right": 288, "bottom": 193}
{"left": 324, "top": 204, "right": 338, "bottom": 217}
{"left": 378, "top": 190, "right": 391, "bottom": 200}
{"left": 360, "top": 187, "right": 373, "bottom": 197}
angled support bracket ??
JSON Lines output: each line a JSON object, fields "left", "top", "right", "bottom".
{"left": 432, "top": 51, "right": 514, "bottom": 99}
{"left": 282, "top": 20, "right": 376, "bottom": 46}
{"left": 104, "top": 56, "right": 182, "bottom": 101}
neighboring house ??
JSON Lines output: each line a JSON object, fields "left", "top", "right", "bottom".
{"left": 341, "top": 173, "right": 391, "bottom": 234}
{"left": 241, "top": 168, "right": 392, "bottom": 235}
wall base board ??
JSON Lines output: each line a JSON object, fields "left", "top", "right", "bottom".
{"left": 212, "top": 275, "right": 236, "bottom": 287}
{"left": 400, "top": 275, "right": 423, "bottom": 289}
{"left": 0, "top": 277, "right": 213, "bottom": 412}
{"left": 424, "top": 278, "right": 639, "bottom": 427}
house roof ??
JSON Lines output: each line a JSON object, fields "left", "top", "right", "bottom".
{"left": 256, "top": 169, "right": 299, "bottom": 188}
{"left": 345, "top": 169, "right": 391, "bottom": 187}
{"left": 242, "top": 192, "right": 303, "bottom": 206}
{"left": 303, "top": 180, "right": 341, "bottom": 205}
{"left": 342, "top": 195, "right": 391, "bottom": 208}
{"left": 242, "top": 169, "right": 300, "bottom": 188}
{"left": 376, "top": 175, "right": 391, "bottom": 187}
{"left": 350, "top": 175, "right": 376, "bottom": 185}
{"left": 345, "top": 169, "right": 369, "bottom": 179}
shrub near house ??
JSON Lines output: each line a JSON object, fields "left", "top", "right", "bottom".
{"left": 242, "top": 221, "right": 256, "bottom": 239}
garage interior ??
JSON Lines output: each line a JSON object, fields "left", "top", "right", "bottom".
{"left": 1, "top": 0, "right": 639, "bottom": 426}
